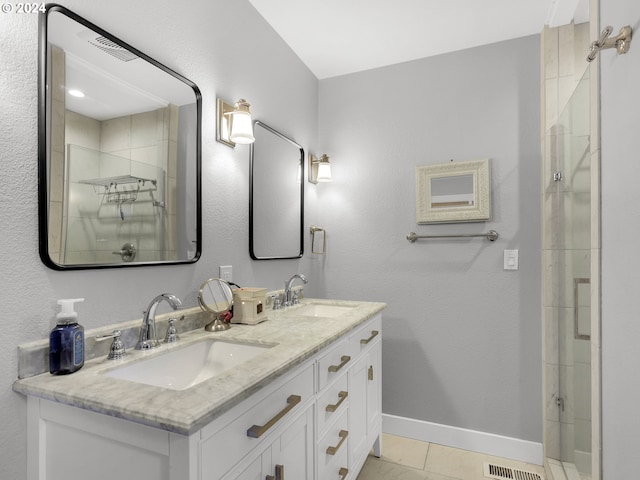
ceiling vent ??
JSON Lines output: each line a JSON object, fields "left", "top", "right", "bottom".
{"left": 483, "top": 462, "right": 545, "bottom": 480}
{"left": 78, "top": 30, "right": 139, "bottom": 62}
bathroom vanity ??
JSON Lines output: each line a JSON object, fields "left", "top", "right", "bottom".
{"left": 14, "top": 299, "right": 385, "bottom": 480}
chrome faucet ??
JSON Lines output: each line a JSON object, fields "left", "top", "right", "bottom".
{"left": 136, "top": 293, "right": 182, "bottom": 350}
{"left": 284, "top": 274, "right": 308, "bottom": 307}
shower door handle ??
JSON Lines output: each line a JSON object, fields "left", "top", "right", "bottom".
{"left": 573, "top": 278, "right": 590, "bottom": 340}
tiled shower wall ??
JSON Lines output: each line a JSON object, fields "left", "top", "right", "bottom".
{"left": 47, "top": 46, "right": 66, "bottom": 264}
{"left": 59, "top": 106, "right": 178, "bottom": 263}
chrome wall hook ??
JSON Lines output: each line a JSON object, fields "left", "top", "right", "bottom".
{"left": 587, "top": 25, "right": 632, "bottom": 62}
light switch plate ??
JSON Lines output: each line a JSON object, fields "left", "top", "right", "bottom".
{"left": 504, "top": 250, "right": 519, "bottom": 270}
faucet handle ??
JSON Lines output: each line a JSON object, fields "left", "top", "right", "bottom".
{"left": 164, "top": 316, "right": 182, "bottom": 343}
{"left": 272, "top": 293, "right": 283, "bottom": 310}
{"left": 95, "top": 330, "right": 127, "bottom": 360}
{"left": 292, "top": 291, "right": 300, "bottom": 305}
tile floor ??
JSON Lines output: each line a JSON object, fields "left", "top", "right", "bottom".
{"left": 547, "top": 458, "right": 591, "bottom": 480}
{"left": 356, "top": 433, "right": 548, "bottom": 480}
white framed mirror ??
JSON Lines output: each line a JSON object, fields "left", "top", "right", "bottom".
{"left": 415, "top": 158, "right": 491, "bottom": 224}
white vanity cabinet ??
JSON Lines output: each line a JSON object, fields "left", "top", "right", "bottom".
{"left": 24, "top": 312, "right": 382, "bottom": 480}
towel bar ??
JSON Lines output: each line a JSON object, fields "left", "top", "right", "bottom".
{"left": 406, "top": 230, "right": 499, "bottom": 243}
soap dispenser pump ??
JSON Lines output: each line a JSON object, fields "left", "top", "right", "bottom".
{"left": 49, "top": 298, "right": 85, "bottom": 375}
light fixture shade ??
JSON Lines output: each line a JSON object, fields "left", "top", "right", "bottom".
{"left": 229, "top": 110, "right": 254, "bottom": 144}
{"left": 229, "top": 99, "right": 254, "bottom": 144}
{"left": 316, "top": 161, "right": 332, "bottom": 182}
{"left": 217, "top": 98, "right": 255, "bottom": 147}
{"left": 309, "top": 153, "right": 333, "bottom": 183}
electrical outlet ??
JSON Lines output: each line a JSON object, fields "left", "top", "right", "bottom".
{"left": 219, "top": 265, "right": 233, "bottom": 282}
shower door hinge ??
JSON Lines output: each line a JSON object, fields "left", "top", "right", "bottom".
{"left": 555, "top": 395, "right": 565, "bottom": 412}
{"left": 553, "top": 171, "right": 563, "bottom": 182}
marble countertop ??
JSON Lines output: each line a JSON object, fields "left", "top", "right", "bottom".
{"left": 13, "top": 298, "right": 386, "bottom": 435}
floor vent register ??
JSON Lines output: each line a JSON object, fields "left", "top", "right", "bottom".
{"left": 484, "top": 462, "right": 545, "bottom": 480}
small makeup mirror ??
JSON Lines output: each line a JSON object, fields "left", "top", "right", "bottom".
{"left": 198, "top": 278, "right": 233, "bottom": 332}
{"left": 416, "top": 158, "right": 491, "bottom": 224}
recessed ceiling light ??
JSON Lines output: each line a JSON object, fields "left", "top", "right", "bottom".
{"left": 68, "top": 89, "right": 85, "bottom": 98}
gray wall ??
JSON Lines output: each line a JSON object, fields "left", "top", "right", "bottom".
{"left": 600, "top": 0, "right": 640, "bottom": 477}
{"left": 0, "top": 1, "right": 317, "bottom": 479}
{"left": 315, "top": 36, "right": 542, "bottom": 441}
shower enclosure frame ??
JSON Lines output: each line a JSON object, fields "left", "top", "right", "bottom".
{"left": 540, "top": 3, "right": 602, "bottom": 479}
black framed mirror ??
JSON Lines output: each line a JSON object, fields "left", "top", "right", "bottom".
{"left": 39, "top": 4, "right": 202, "bottom": 269}
{"left": 249, "top": 121, "right": 304, "bottom": 260}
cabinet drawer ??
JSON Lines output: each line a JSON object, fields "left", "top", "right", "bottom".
{"left": 317, "top": 372, "right": 348, "bottom": 436}
{"left": 349, "top": 315, "right": 382, "bottom": 357}
{"left": 317, "top": 337, "right": 356, "bottom": 391}
{"left": 201, "top": 363, "right": 314, "bottom": 479}
{"left": 317, "top": 408, "right": 349, "bottom": 479}
{"left": 320, "top": 445, "right": 349, "bottom": 480}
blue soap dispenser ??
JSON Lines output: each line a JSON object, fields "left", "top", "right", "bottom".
{"left": 49, "top": 298, "right": 85, "bottom": 375}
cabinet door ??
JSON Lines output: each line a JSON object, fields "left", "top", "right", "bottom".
{"left": 366, "top": 342, "right": 381, "bottom": 433}
{"left": 270, "top": 405, "right": 314, "bottom": 480}
{"left": 349, "top": 352, "right": 370, "bottom": 464}
{"left": 348, "top": 341, "right": 382, "bottom": 469}
{"left": 30, "top": 398, "right": 174, "bottom": 480}
{"left": 225, "top": 406, "right": 313, "bottom": 480}
{"left": 227, "top": 455, "right": 265, "bottom": 480}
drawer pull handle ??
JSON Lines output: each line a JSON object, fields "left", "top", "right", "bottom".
{"left": 247, "top": 395, "right": 301, "bottom": 438}
{"left": 275, "top": 464, "right": 284, "bottom": 480}
{"left": 328, "top": 355, "right": 351, "bottom": 373}
{"left": 339, "top": 467, "right": 349, "bottom": 479}
{"left": 326, "top": 429, "right": 349, "bottom": 455}
{"left": 360, "top": 330, "right": 379, "bottom": 345}
{"left": 326, "top": 391, "right": 348, "bottom": 412}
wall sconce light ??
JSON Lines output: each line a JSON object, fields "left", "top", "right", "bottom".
{"left": 216, "top": 98, "right": 255, "bottom": 147}
{"left": 308, "top": 154, "right": 332, "bottom": 183}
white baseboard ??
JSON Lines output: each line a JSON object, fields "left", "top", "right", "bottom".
{"left": 382, "top": 413, "right": 543, "bottom": 466}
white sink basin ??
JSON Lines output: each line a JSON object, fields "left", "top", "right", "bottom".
{"left": 294, "top": 303, "right": 357, "bottom": 318}
{"left": 104, "top": 339, "right": 272, "bottom": 391}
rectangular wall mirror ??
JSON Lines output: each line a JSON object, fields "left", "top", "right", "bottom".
{"left": 39, "top": 5, "right": 202, "bottom": 269}
{"left": 415, "top": 158, "right": 491, "bottom": 224}
{"left": 249, "top": 121, "right": 304, "bottom": 260}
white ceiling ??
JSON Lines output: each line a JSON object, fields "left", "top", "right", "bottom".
{"left": 50, "top": 10, "right": 196, "bottom": 120}
{"left": 248, "top": 0, "right": 589, "bottom": 79}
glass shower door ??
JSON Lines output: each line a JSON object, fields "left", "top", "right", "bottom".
{"left": 549, "top": 69, "right": 592, "bottom": 480}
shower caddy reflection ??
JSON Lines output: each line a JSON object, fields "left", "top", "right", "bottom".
{"left": 79, "top": 175, "right": 164, "bottom": 220}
